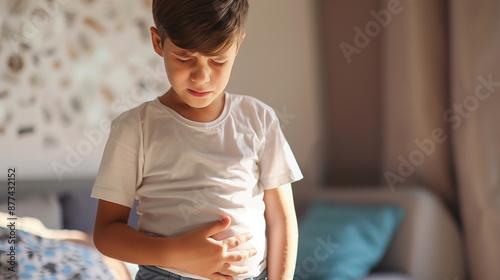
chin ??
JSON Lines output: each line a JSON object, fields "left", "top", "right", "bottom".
{"left": 189, "top": 103, "right": 211, "bottom": 109}
{"left": 185, "top": 99, "right": 214, "bottom": 109}
{"left": 185, "top": 94, "right": 219, "bottom": 107}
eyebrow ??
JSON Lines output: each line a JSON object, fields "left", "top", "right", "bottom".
{"left": 211, "top": 55, "right": 230, "bottom": 60}
{"left": 172, "top": 50, "right": 194, "bottom": 57}
{"left": 172, "top": 50, "right": 230, "bottom": 60}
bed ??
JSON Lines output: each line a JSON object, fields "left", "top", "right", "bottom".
{"left": 0, "top": 179, "right": 138, "bottom": 280}
{"left": 0, "top": 212, "right": 134, "bottom": 279}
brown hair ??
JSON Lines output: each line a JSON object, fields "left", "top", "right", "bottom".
{"left": 152, "top": 0, "right": 249, "bottom": 56}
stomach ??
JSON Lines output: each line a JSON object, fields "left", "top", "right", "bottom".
{"left": 137, "top": 193, "right": 268, "bottom": 279}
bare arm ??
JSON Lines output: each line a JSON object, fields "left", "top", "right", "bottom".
{"left": 264, "top": 183, "right": 299, "bottom": 280}
{"left": 93, "top": 200, "right": 257, "bottom": 280}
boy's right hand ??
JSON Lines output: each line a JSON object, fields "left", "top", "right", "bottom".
{"left": 167, "top": 216, "right": 257, "bottom": 280}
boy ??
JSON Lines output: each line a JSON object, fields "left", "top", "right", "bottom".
{"left": 91, "top": 1, "right": 303, "bottom": 280}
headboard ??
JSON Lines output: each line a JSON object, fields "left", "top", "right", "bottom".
{"left": 0, "top": 179, "right": 140, "bottom": 232}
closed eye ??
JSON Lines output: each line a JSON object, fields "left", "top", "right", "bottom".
{"left": 178, "top": 58, "right": 193, "bottom": 63}
{"left": 211, "top": 60, "right": 226, "bottom": 66}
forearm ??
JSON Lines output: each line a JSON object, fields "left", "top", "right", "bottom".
{"left": 93, "top": 221, "right": 177, "bottom": 267}
{"left": 264, "top": 184, "right": 299, "bottom": 280}
{"left": 266, "top": 215, "right": 298, "bottom": 280}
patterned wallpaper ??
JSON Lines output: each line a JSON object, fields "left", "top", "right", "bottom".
{"left": 0, "top": 0, "right": 169, "bottom": 180}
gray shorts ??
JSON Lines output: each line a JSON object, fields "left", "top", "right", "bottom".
{"left": 135, "top": 265, "right": 267, "bottom": 280}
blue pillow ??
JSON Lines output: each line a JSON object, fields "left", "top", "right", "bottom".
{"left": 294, "top": 203, "right": 405, "bottom": 280}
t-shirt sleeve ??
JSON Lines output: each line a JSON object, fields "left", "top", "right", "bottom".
{"left": 257, "top": 116, "right": 303, "bottom": 190}
{"left": 90, "top": 112, "right": 143, "bottom": 208}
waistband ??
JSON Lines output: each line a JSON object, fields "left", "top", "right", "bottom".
{"left": 135, "top": 265, "right": 267, "bottom": 280}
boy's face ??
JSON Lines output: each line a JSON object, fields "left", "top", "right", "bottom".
{"left": 151, "top": 27, "right": 243, "bottom": 110}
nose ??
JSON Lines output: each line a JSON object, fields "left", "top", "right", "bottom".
{"left": 190, "top": 63, "right": 211, "bottom": 85}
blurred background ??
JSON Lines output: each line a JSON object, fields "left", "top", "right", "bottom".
{"left": 1, "top": 0, "right": 499, "bottom": 279}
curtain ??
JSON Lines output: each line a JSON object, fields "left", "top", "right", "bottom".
{"left": 450, "top": 0, "right": 500, "bottom": 279}
{"left": 380, "top": 0, "right": 456, "bottom": 210}
{"left": 381, "top": 0, "right": 500, "bottom": 279}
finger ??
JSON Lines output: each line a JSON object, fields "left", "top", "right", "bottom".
{"left": 224, "top": 232, "right": 253, "bottom": 249}
{"left": 219, "top": 263, "right": 250, "bottom": 276}
{"left": 199, "top": 216, "right": 232, "bottom": 237}
{"left": 209, "top": 273, "right": 234, "bottom": 280}
{"left": 225, "top": 248, "right": 258, "bottom": 263}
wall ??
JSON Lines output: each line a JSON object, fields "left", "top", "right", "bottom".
{"left": 0, "top": 0, "right": 165, "bottom": 181}
{"left": 319, "top": 0, "right": 384, "bottom": 185}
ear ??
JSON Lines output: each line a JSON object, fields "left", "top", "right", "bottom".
{"left": 235, "top": 32, "right": 246, "bottom": 56}
{"left": 150, "top": 26, "right": 164, "bottom": 57}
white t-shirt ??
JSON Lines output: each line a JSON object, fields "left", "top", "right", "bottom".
{"left": 91, "top": 92, "right": 303, "bottom": 279}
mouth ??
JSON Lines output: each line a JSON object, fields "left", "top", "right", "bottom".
{"left": 188, "top": 89, "right": 212, "bottom": 97}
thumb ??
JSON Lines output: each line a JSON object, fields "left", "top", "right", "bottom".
{"left": 202, "top": 216, "right": 231, "bottom": 237}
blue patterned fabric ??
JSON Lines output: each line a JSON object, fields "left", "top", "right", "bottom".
{"left": 0, "top": 228, "right": 116, "bottom": 279}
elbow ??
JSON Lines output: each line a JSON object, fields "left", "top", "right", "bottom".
{"left": 92, "top": 223, "right": 111, "bottom": 255}
{"left": 92, "top": 230, "right": 105, "bottom": 254}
